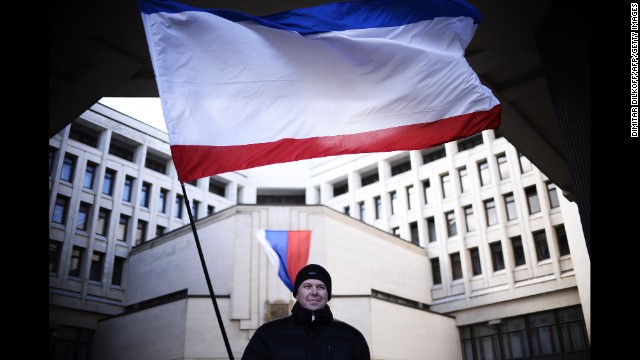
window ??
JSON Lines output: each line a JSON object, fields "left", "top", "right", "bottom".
{"left": 519, "top": 151, "right": 533, "bottom": 173}
{"left": 49, "top": 147, "right": 57, "bottom": 175}
{"left": 123, "top": 176, "right": 134, "bottom": 202}
{"left": 441, "top": 173, "right": 452, "bottom": 198}
{"left": 158, "top": 188, "right": 168, "bottom": 213}
{"left": 96, "top": 208, "right": 110, "bottom": 236}
{"left": 139, "top": 182, "right": 151, "bottom": 208}
{"left": 207, "top": 205, "right": 215, "bottom": 216}
{"left": 528, "top": 311, "right": 561, "bottom": 356}
{"left": 458, "top": 167, "right": 470, "bottom": 193}
{"left": 484, "top": 198, "right": 498, "bottom": 226}
{"left": 136, "top": 220, "right": 148, "bottom": 245}
{"left": 490, "top": 241, "right": 505, "bottom": 271}
{"left": 361, "top": 171, "right": 379, "bottom": 186}
{"left": 409, "top": 221, "right": 419, "bottom": 245}
{"left": 344, "top": 206, "right": 350, "bottom": 216}
{"left": 555, "top": 225, "right": 570, "bottom": 256}
{"left": 374, "top": 196, "right": 382, "bottom": 219}
{"left": 76, "top": 202, "right": 91, "bottom": 231}
{"left": 406, "top": 185, "right": 415, "bottom": 210}
{"left": 174, "top": 195, "right": 183, "bottom": 218}
{"left": 209, "top": 177, "right": 226, "bottom": 196}
{"left": 392, "top": 226, "right": 400, "bottom": 237}
{"left": 533, "top": 230, "right": 550, "bottom": 261}
{"left": 391, "top": 158, "right": 411, "bottom": 176}
{"left": 445, "top": 211, "right": 457, "bottom": 237}
{"left": 422, "top": 180, "right": 432, "bottom": 205}
{"left": 49, "top": 240, "right": 62, "bottom": 273}
{"left": 547, "top": 182, "right": 560, "bottom": 209}
{"left": 464, "top": 205, "right": 476, "bottom": 232}
{"left": 359, "top": 201, "right": 365, "bottom": 222}
{"left": 109, "top": 138, "right": 135, "bottom": 162}
{"left": 525, "top": 185, "right": 541, "bottom": 214}
{"left": 112, "top": 256, "right": 125, "bottom": 286}
{"left": 156, "top": 225, "right": 166, "bottom": 237}
{"left": 68, "top": 246, "right": 84, "bottom": 277}
{"left": 69, "top": 122, "right": 99, "bottom": 147}
{"left": 60, "top": 154, "right": 76, "bottom": 183}
{"left": 53, "top": 195, "right": 70, "bottom": 224}
{"left": 389, "top": 191, "right": 397, "bottom": 215}
{"left": 191, "top": 200, "right": 200, "bottom": 219}
{"left": 470, "top": 247, "right": 482, "bottom": 276}
{"left": 478, "top": 160, "right": 491, "bottom": 186}
{"left": 497, "top": 153, "right": 509, "bottom": 180}
{"left": 451, "top": 252, "right": 463, "bottom": 280}
{"left": 257, "top": 194, "right": 305, "bottom": 205}
{"left": 555, "top": 306, "right": 589, "bottom": 353}
{"left": 83, "top": 162, "right": 97, "bottom": 189}
{"left": 49, "top": 326, "right": 95, "bottom": 360}
{"left": 430, "top": 258, "right": 442, "bottom": 285}
{"left": 89, "top": 251, "right": 104, "bottom": 282}
{"left": 102, "top": 168, "right": 116, "bottom": 196}
{"left": 504, "top": 192, "right": 518, "bottom": 221}
{"left": 333, "top": 180, "right": 348, "bottom": 197}
{"left": 117, "top": 214, "right": 129, "bottom": 242}
{"left": 511, "top": 236, "right": 526, "bottom": 266}
{"left": 457, "top": 133, "right": 483, "bottom": 152}
{"left": 427, "top": 217, "right": 437, "bottom": 243}
{"left": 422, "top": 145, "right": 446, "bottom": 164}
{"left": 186, "top": 179, "right": 198, "bottom": 187}
{"left": 145, "top": 153, "right": 167, "bottom": 174}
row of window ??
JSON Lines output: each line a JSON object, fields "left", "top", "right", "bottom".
{"left": 460, "top": 305, "right": 589, "bottom": 359}
{"left": 65, "top": 121, "right": 170, "bottom": 174}
{"left": 357, "top": 181, "right": 559, "bottom": 246}
{"left": 429, "top": 224, "right": 569, "bottom": 285}
{"left": 51, "top": 147, "right": 228, "bottom": 244}
{"left": 49, "top": 240, "right": 125, "bottom": 287}
{"left": 436, "top": 183, "right": 557, "bottom": 239}
{"left": 51, "top": 148, "right": 227, "bottom": 202}
{"left": 52, "top": 193, "right": 217, "bottom": 245}
{"left": 343, "top": 154, "right": 544, "bottom": 224}
{"left": 334, "top": 144, "right": 533, "bottom": 198}
{"left": 358, "top": 134, "right": 487, "bottom": 189}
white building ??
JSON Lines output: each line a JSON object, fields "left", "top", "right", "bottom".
{"left": 49, "top": 103, "right": 590, "bottom": 359}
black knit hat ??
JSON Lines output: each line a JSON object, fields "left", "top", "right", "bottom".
{"left": 293, "top": 264, "right": 332, "bottom": 300}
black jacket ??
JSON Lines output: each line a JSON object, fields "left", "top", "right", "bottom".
{"left": 241, "top": 302, "right": 370, "bottom": 359}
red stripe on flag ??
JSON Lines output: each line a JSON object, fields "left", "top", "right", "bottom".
{"left": 286, "top": 231, "right": 311, "bottom": 284}
{"left": 170, "top": 105, "right": 501, "bottom": 182}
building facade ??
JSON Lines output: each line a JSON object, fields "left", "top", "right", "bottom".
{"left": 49, "top": 103, "right": 590, "bottom": 359}
{"left": 49, "top": 104, "right": 247, "bottom": 357}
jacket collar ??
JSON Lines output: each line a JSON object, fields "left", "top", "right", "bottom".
{"left": 291, "top": 301, "right": 333, "bottom": 326}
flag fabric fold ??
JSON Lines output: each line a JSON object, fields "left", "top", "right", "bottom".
{"left": 139, "top": 0, "right": 501, "bottom": 182}
{"left": 255, "top": 230, "right": 311, "bottom": 291}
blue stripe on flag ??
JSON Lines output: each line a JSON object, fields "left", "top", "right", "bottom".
{"left": 263, "top": 230, "right": 294, "bottom": 290}
{"left": 139, "top": 0, "right": 482, "bottom": 35}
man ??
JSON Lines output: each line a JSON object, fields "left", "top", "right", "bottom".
{"left": 241, "top": 264, "right": 371, "bottom": 359}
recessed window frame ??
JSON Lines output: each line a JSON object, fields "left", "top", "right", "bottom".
{"left": 451, "top": 252, "right": 463, "bottom": 280}
{"left": 490, "top": 241, "right": 505, "bottom": 271}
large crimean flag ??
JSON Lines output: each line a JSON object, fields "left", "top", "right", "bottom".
{"left": 255, "top": 230, "right": 311, "bottom": 291}
{"left": 139, "top": 0, "right": 501, "bottom": 182}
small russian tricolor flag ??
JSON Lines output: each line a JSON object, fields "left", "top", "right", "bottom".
{"left": 255, "top": 230, "right": 311, "bottom": 291}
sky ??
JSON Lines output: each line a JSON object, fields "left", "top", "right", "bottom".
{"left": 99, "top": 97, "right": 168, "bottom": 133}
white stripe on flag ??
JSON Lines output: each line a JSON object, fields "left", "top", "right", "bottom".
{"left": 255, "top": 229, "right": 281, "bottom": 273}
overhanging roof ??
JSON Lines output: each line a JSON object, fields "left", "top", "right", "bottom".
{"left": 49, "top": 0, "right": 577, "bottom": 197}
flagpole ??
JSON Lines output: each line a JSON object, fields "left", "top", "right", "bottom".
{"left": 180, "top": 182, "right": 235, "bottom": 359}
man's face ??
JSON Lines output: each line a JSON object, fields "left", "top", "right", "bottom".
{"left": 295, "top": 279, "right": 328, "bottom": 311}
